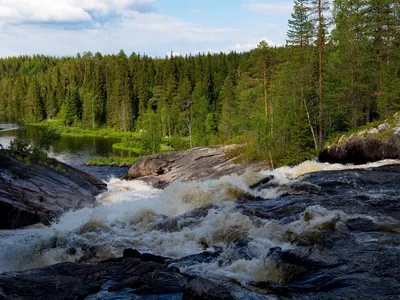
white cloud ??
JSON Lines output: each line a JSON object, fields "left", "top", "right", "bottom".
{"left": 0, "top": 0, "right": 91, "bottom": 23}
{"left": 232, "top": 38, "right": 276, "bottom": 52}
{"left": 0, "top": 0, "right": 156, "bottom": 24}
{"left": 242, "top": 1, "right": 293, "bottom": 15}
{"left": 167, "top": 51, "right": 181, "bottom": 57}
{"left": 0, "top": 8, "right": 284, "bottom": 58}
{"left": 127, "top": 12, "right": 233, "bottom": 43}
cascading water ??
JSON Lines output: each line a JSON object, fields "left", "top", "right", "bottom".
{"left": 1, "top": 159, "right": 399, "bottom": 284}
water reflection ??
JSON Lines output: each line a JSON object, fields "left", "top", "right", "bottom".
{"left": 0, "top": 124, "right": 130, "bottom": 180}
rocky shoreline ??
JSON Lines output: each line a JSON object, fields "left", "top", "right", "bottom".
{"left": 0, "top": 151, "right": 107, "bottom": 229}
{"left": 320, "top": 114, "right": 400, "bottom": 164}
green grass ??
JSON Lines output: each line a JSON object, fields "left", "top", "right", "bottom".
{"left": 112, "top": 142, "right": 143, "bottom": 155}
{"left": 160, "top": 144, "right": 174, "bottom": 152}
{"left": 112, "top": 142, "right": 174, "bottom": 154}
{"left": 60, "top": 128, "right": 139, "bottom": 139}
{"left": 28, "top": 121, "right": 139, "bottom": 139}
{"left": 326, "top": 117, "right": 397, "bottom": 147}
{"left": 86, "top": 156, "right": 139, "bottom": 166}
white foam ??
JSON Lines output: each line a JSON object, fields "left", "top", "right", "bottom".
{"left": 0, "top": 159, "right": 398, "bottom": 276}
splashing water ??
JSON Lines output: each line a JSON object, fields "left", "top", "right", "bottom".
{"left": 0, "top": 159, "right": 398, "bottom": 280}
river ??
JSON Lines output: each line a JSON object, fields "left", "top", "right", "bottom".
{"left": 0, "top": 123, "right": 129, "bottom": 180}
{"left": 1, "top": 124, "right": 400, "bottom": 298}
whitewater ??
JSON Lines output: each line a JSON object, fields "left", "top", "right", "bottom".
{"left": 0, "top": 159, "right": 398, "bottom": 283}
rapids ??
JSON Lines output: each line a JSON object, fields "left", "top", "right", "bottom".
{"left": 0, "top": 159, "right": 399, "bottom": 284}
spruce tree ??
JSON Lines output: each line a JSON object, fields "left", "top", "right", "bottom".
{"left": 219, "top": 76, "right": 237, "bottom": 140}
{"left": 63, "top": 85, "right": 81, "bottom": 126}
{"left": 25, "top": 77, "right": 45, "bottom": 122}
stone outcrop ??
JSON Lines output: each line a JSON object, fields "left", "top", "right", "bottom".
{"left": 122, "top": 145, "right": 267, "bottom": 188}
{"left": 0, "top": 249, "right": 262, "bottom": 300}
{"left": 319, "top": 114, "right": 400, "bottom": 164}
{"left": 0, "top": 152, "right": 107, "bottom": 229}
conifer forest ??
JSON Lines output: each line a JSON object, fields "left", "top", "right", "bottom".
{"left": 0, "top": 0, "right": 399, "bottom": 166}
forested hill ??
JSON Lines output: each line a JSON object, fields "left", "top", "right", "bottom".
{"left": 0, "top": 0, "right": 399, "bottom": 166}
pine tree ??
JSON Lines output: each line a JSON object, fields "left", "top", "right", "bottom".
{"left": 63, "top": 85, "right": 82, "bottom": 126}
{"left": 219, "top": 76, "right": 237, "bottom": 140}
{"left": 141, "top": 108, "right": 162, "bottom": 154}
{"left": 328, "top": 0, "right": 375, "bottom": 129}
{"left": 310, "top": 0, "right": 330, "bottom": 147}
{"left": 117, "top": 50, "right": 134, "bottom": 131}
{"left": 25, "top": 77, "right": 45, "bottom": 122}
{"left": 191, "top": 81, "right": 209, "bottom": 146}
{"left": 287, "top": 0, "right": 318, "bottom": 152}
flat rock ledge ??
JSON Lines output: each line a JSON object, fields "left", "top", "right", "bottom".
{"left": 122, "top": 145, "right": 268, "bottom": 188}
{"left": 0, "top": 151, "right": 107, "bottom": 229}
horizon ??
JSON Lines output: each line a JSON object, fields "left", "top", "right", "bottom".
{"left": 0, "top": 0, "right": 292, "bottom": 58}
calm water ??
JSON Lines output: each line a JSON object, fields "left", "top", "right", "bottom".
{"left": 0, "top": 124, "right": 129, "bottom": 180}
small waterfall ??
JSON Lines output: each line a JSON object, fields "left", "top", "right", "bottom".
{"left": 0, "top": 159, "right": 398, "bottom": 281}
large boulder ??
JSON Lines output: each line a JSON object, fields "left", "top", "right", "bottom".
{"left": 319, "top": 115, "right": 400, "bottom": 164}
{"left": 122, "top": 145, "right": 267, "bottom": 188}
{"left": 0, "top": 152, "right": 107, "bottom": 229}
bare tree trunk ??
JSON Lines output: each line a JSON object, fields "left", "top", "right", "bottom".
{"left": 301, "top": 52, "right": 318, "bottom": 153}
{"left": 269, "top": 150, "right": 275, "bottom": 170}
{"left": 187, "top": 110, "right": 193, "bottom": 148}
{"left": 263, "top": 63, "right": 268, "bottom": 117}
{"left": 318, "top": 0, "right": 323, "bottom": 150}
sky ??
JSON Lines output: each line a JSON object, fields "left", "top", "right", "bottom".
{"left": 0, "top": 0, "right": 294, "bottom": 58}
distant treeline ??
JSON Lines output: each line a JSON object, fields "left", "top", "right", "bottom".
{"left": 0, "top": 0, "right": 399, "bottom": 166}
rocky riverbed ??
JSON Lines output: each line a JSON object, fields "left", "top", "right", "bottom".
{"left": 1, "top": 159, "right": 400, "bottom": 299}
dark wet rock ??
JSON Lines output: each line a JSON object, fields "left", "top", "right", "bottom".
{"left": 155, "top": 205, "right": 214, "bottom": 232}
{"left": 319, "top": 117, "right": 400, "bottom": 164}
{"left": 240, "top": 164, "right": 400, "bottom": 298}
{"left": 278, "top": 181, "right": 324, "bottom": 196}
{"left": 123, "top": 248, "right": 170, "bottom": 264}
{"left": 346, "top": 217, "right": 379, "bottom": 232}
{"left": 122, "top": 145, "right": 268, "bottom": 188}
{"left": 0, "top": 249, "right": 263, "bottom": 300}
{"left": 0, "top": 254, "right": 185, "bottom": 300}
{"left": 170, "top": 251, "right": 222, "bottom": 268}
{"left": 217, "top": 238, "right": 254, "bottom": 267}
{"left": 249, "top": 248, "right": 400, "bottom": 299}
{"left": 183, "top": 276, "right": 267, "bottom": 300}
{"left": 319, "top": 138, "right": 400, "bottom": 164}
{"left": 0, "top": 151, "right": 107, "bottom": 229}
{"left": 245, "top": 164, "right": 400, "bottom": 220}
{"left": 249, "top": 175, "right": 274, "bottom": 190}
{"left": 109, "top": 268, "right": 186, "bottom": 295}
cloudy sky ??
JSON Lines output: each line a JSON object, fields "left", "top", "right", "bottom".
{"left": 0, "top": 0, "right": 294, "bottom": 57}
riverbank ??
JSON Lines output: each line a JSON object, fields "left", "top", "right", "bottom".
{"left": 320, "top": 113, "right": 400, "bottom": 164}
{"left": 28, "top": 121, "right": 178, "bottom": 166}
{"left": 0, "top": 150, "right": 107, "bottom": 229}
{"left": 28, "top": 121, "right": 138, "bottom": 139}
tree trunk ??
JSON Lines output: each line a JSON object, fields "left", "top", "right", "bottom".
{"left": 263, "top": 63, "right": 268, "bottom": 117}
{"left": 318, "top": 0, "right": 323, "bottom": 149}
{"left": 301, "top": 51, "right": 318, "bottom": 153}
